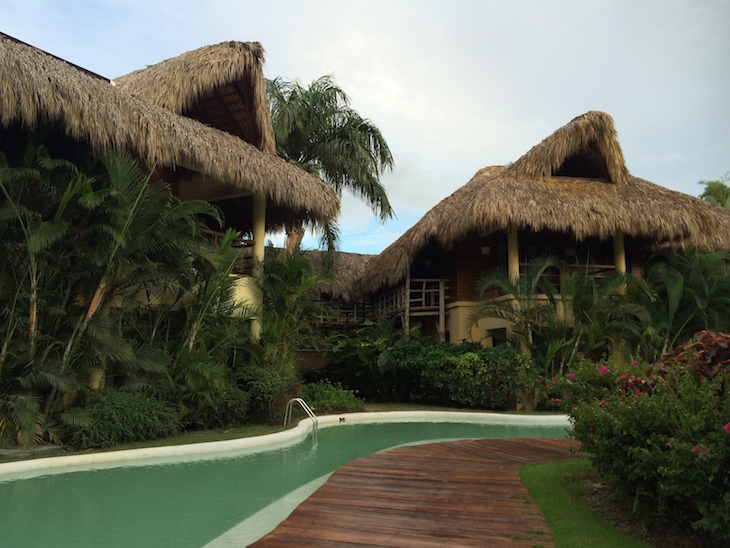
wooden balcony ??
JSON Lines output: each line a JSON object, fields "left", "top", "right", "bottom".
{"left": 375, "top": 278, "right": 450, "bottom": 340}
{"left": 319, "top": 302, "right": 374, "bottom": 327}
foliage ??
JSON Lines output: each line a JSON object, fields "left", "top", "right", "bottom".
{"left": 325, "top": 318, "right": 402, "bottom": 400}
{"left": 636, "top": 247, "right": 730, "bottom": 361}
{"left": 267, "top": 75, "right": 394, "bottom": 250}
{"left": 386, "top": 333, "right": 528, "bottom": 409}
{"left": 543, "top": 357, "right": 633, "bottom": 411}
{"left": 258, "top": 250, "right": 325, "bottom": 361}
{"left": 423, "top": 348, "right": 526, "bottom": 409}
{"left": 473, "top": 247, "right": 730, "bottom": 379}
{"left": 238, "top": 363, "right": 297, "bottom": 423}
{"left": 473, "top": 255, "right": 561, "bottom": 354}
{"left": 301, "top": 381, "right": 364, "bottom": 413}
{"left": 698, "top": 174, "right": 730, "bottom": 208}
{"left": 66, "top": 389, "right": 180, "bottom": 449}
{"left": 199, "top": 386, "right": 250, "bottom": 430}
{"left": 0, "top": 138, "right": 257, "bottom": 446}
{"left": 570, "top": 332, "right": 730, "bottom": 543}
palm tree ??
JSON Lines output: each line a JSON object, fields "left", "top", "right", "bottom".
{"left": 472, "top": 256, "right": 561, "bottom": 354}
{"left": 639, "top": 247, "right": 730, "bottom": 360}
{"left": 267, "top": 75, "right": 394, "bottom": 251}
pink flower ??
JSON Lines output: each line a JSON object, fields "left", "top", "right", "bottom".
{"left": 589, "top": 427, "right": 594, "bottom": 433}
{"left": 666, "top": 442, "right": 671, "bottom": 448}
{"left": 568, "top": 373, "right": 575, "bottom": 380}
{"left": 724, "top": 423, "right": 730, "bottom": 435}
{"left": 551, "top": 377, "right": 556, "bottom": 382}
{"left": 598, "top": 365, "right": 610, "bottom": 376}
{"left": 631, "top": 361, "right": 638, "bottom": 367}
{"left": 600, "top": 399, "right": 606, "bottom": 406}
{"left": 701, "top": 448, "right": 710, "bottom": 455}
{"left": 692, "top": 444, "right": 699, "bottom": 453}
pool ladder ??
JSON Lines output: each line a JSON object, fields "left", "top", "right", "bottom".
{"left": 284, "top": 398, "right": 318, "bottom": 441}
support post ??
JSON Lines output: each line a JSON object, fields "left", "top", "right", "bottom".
{"left": 404, "top": 267, "right": 411, "bottom": 338}
{"left": 613, "top": 230, "right": 627, "bottom": 274}
{"left": 508, "top": 226, "right": 520, "bottom": 283}
{"left": 251, "top": 193, "right": 266, "bottom": 339}
{"left": 438, "top": 280, "right": 446, "bottom": 341}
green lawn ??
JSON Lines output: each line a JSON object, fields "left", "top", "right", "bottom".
{"left": 521, "top": 459, "right": 649, "bottom": 547}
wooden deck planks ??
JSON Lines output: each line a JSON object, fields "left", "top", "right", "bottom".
{"left": 251, "top": 438, "right": 581, "bottom": 547}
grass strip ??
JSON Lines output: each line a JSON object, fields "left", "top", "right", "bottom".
{"left": 520, "top": 459, "right": 649, "bottom": 548}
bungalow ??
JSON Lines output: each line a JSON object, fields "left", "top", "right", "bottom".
{"left": 358, "top": 111, "right": 730, "bottom": 343}
{"left": 0, "top": 34, "right": 340, "bottom": 331}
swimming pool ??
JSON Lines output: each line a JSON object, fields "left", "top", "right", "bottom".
{"left": 0, "top": 412, "right": 569, "bottom": 547}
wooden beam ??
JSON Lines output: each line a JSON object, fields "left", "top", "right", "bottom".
{"left": 438, "top": 279, "right": 446, "bottom": 341}
{"left": 613, "top": 230, "right": 626, "bottom": 274}
{"left": 508, "top": 226, "right": 519, "bottom": 283}
{"left": 404, "top": 267, "right": 411, "bottom": 338}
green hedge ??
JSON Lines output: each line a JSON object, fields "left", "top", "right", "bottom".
{"left": 67, "top": 389, "right": 180, "bottom": 449}
{"left": 390, "top": 335, "right": 529, "bottom": 409}
{"left": 301, "top": 381, "right": 365, "bottom": 414}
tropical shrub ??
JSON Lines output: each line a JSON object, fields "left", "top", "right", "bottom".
{"left": 0, "top": 138, "right": 258, "bottom": 445}
{"left": 636, "top": 248, "right": 730, "bottom": 362}
{"left": 423, "top": 348, "right": 525, "bottom": 409}
{"left": 200, "top": 386, "right": 251, "bottom": 430}
{"left": 326, "top": 318, "right": 402, "bottom": 400}
{"left": 543, "top": 357, "right": 632, "bottom": 411}
{"left": 239, "top": 363, "right": 298, "bottom": 423}
{"left": 571, "top": 331, "right": 730, "bottom": 542}
{"left": 301, "top": 381, "right": 364, "bottom": 413}
{"left": 67, "top": 389, "right": 179, "bottom": 449}
{"left": 386, "top": 334, "right": 529, "bottom": 409}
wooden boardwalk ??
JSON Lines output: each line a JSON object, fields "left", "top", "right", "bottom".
{"left": 251, "top": 438, "right": 581, "bottom": 547}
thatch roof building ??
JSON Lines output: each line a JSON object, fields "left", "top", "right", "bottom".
{"left": 0, "top": 33, "right": 339, "bottom": 229}
{"left": 304, "top": 251, "right": 375, "bottom": 302}
{"left": 361, "top": 111, "right": 730, "bottom": 294}
{"left": 113, "top": 41, "right": 275, "bottom": 155}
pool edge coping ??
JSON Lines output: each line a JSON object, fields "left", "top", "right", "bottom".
{"left": 0, "top": 411, "right": 570, "bottom": 478}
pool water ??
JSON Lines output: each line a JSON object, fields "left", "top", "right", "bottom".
{"left": 0, "top": 419, "right": 568, "bottom": 547}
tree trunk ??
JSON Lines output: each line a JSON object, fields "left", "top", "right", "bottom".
{"left": 285, "top": 223, "right": 305, "bottom": 253}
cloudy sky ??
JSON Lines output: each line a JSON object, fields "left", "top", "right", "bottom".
{"left": 4, "top": 1, "right": 729, "bottom": 254}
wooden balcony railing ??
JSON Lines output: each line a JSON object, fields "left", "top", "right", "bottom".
{"left": 375, "top": 278, "right": 450, "bottom": 319}
{"left": 319, "top": 302, "right": 374, "bottom": 327}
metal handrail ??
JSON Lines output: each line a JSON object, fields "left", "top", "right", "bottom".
{"left": 283, "top": 398, "right": 318, "bottom": 441}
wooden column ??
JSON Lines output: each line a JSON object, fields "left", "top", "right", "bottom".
{"left": 251, "top": 193, "right": 266, "bottom": 339}
{"left": 403, "top": 267, "right": 411, "bottom": 338}
{"left": 438, "top": 279, "right": 446, "bottom": 341}
{"left": 613, "top": 230, "right": 626, "bottom": 274}
{"left": 508, "top": 226, "right": 520, "bottom": 283}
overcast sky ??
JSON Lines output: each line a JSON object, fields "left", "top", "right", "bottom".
{"left": 4, "top": 0, "right": 729, "bottom": 254}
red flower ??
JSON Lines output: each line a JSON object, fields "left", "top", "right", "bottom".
{"left": 598, "top": 365, "right": 609, "bottom": 376}
{"left": 724, "top": 423, "right": 730, "bottom": 435}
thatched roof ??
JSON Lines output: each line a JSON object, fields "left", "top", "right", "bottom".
{"left": 305, "top": 251, "right": 376, "bottom": 302}
{"left": 113, "top": 41, "right": 275, "bottom": 154}
{"left": 361, "top": 111, "right": 730, "bottom": 293}
{"left": 0, "top": 33, "right": 339, "bottom": 225}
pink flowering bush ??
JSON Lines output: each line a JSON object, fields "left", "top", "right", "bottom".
{"left": 543, "top": 358, "right": 623, "bottom": 411}
{"left": 571, "top": 332, "right": 730, "bottom": 542}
